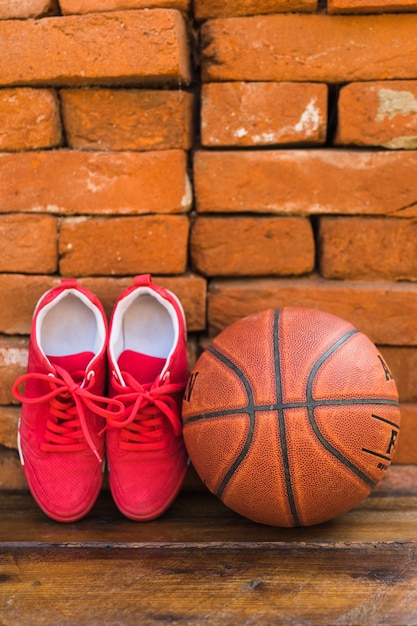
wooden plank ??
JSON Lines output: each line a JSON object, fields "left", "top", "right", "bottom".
{"left": 0, "top": 467, "right": 416, "bottom": 546}
{"left": 1, "top": 488, "right": 417, "bottom": 546}
{"left": 0, "top": 466, "right": 416, "bottom": 625}
{"left": 1, "top": 543, "right": 417, "bottom": 625}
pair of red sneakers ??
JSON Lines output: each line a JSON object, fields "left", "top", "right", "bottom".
{"left": 12, "top": 275, "right": 189, "bottom": 523}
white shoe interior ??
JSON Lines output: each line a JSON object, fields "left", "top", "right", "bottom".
{"left": 111, "top": 290, "right": 177, "bottom": 362}
{"left": 38, "top": 291, "right": 104, "bottom": 357}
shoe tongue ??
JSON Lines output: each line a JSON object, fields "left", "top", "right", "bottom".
{"left": 48, "top": 352, "right": 95, "bottom": 376}
{"left": 117, "top": 350, "right": 166, "bottom": 385}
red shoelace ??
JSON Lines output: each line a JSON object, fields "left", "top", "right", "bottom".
{"left": 13, "top": 365, "right": 124, "bottom": 462}
{"left": 107, "top": 372, "right": 185, "bottom": 451}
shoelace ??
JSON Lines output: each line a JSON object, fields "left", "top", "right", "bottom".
{"left": 107, "top": 372, "right": 185, "bottom": 451}
{"left": 12, "top": 365, "right": 124, "bottom": 462}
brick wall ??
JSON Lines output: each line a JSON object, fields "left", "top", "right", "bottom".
{"left": 0, "top": 0, "right": 416, "bottom": 489}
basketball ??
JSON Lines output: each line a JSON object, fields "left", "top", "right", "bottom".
{"left": 182, "top": 308, "right": 401, "bottom": 527}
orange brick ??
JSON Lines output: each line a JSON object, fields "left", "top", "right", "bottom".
{"left": 186, "top": 335, "right": 199, "bottom": 371}
{"left": 328, "top": 0, "right": 417, "bottom": 13}
{"left": 194, "top": 0, "right": 316, "bottom": 19}
{"left": 59, "top": 0, "right": 189, "bottom": 13}
{"left": 0, "top": 89, "right": 62, "bottom": 152}
{"left": 194, "top": 150, "right": 417, "bottom": 217}
{"left": 201, "top": 14, "right": 417, "bottom": 82}
{"left": 0, "top": 406, "right": 19, "bottom": 450}
{"left": 379, "top": 347, "right": 417, "bottom": 404}
{"left": 201, "top": 82, "right": 327, "bottom": 147}
{"left": 0, "top": 150, "right": 191, "bottom": 216}
{"left": 0, "top": 0, "right": 58, "bottom": 18}
{"left": 392, "top": 404, "right": 417, "bottom": 464}
{"left": 0, "top": 215, "right": 58, "bottom": 274}
{"left": 0, "top": 448, "right": 26, "bottom": 490}
{"left": 0, "top": 337, "right": 28, "bottom": 405}
{"left": 0, "top": 274, "right": 206, "bottom": 334}
{"left": 207, "top": 278, "right": 417, "bottom": 344}
{"left": 191, "top": 216, "right": 314, "bottom": 276}
{"left": 319, "top": 217, "right": 417, "bottom": 281}
{"left": 59, "top": 215, "right": 189, "bottom": 276}
{"left": 61, "top": 89, "right": 194, "bottom": 151}
{"left": 0, "top": 10, "right": 190, "bottom": 87}
{"left": 0, "top": 275, "right": 57, "bottom": 335}
{"left": 336, "top": 81, "right": 417, "bottom": 149}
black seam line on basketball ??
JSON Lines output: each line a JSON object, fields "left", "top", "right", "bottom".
{"left": 274, "top": 309, "right": 300, "bottom": 527}
{"left": 306, "top": 328, "right": 376, "bottom": 489}
{"left": 362, "top": 448, "right": 392, "bottom": 462}
{"left": 206, "top": 345, "right": 256, "bottom": 500}
{"left": 305, "top": 397, "right": 399, "bottom": 408}
{"left": 370, "top": 413, "right": 400, "bottom": 430}
{"left": 182, "top": 397, "right": 399, "bottom": 425}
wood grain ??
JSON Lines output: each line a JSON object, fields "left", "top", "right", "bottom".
{"left": 0, "top": 466, "right": 416, "bottom": 625}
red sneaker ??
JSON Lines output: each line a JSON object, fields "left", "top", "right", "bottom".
{"left": 12, "top": 279, "right": 122, "bottom": 522}
{"left": 106, "top": 274, "right": 189, "bottom": 521}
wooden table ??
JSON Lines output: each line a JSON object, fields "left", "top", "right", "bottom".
{"left": 1, "top": 465, "right": 416, "bottom": 625}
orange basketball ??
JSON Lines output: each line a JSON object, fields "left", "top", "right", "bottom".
{"left": 182, "top": 308, "right": 401, "bottom": 527}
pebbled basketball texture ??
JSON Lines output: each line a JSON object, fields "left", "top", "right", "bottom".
{"left": 182, "top": 308, "right": 401, "bottom": 527}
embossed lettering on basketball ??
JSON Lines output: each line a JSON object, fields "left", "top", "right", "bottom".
{"left": 182, "top": 308, "right": 400, "bottom": 527}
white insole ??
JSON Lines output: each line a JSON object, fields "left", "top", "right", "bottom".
{"left": 120, "top": 294, "right": 174, "bottom": 359}
{"left": 40, "top": 293, "right": 99, "bottom": 356}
